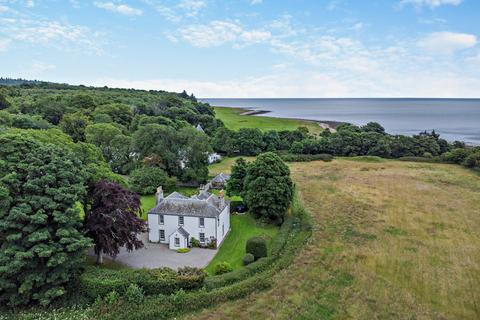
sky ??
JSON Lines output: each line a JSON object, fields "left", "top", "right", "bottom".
{"left": 0, "top": 0, "right": 479, "bottom": 98}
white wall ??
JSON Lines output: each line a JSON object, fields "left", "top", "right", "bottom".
{"left": 216, "top": 204, "right": 231, "bottom": 246}
{"left": 169, "top": 230, "right": 188, "bottom": 250}
{"left": 148, "top": 213, "right": 217, "bottom": 246}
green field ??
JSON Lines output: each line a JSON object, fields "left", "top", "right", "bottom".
{"left": 214, "top": 106, "right": 323, "bottom": 134}
{"left": 205, "top": 214, "right": 279, "bottom": 274}
{"left": 186, "top": 159, "right": 480, "bottom": 320}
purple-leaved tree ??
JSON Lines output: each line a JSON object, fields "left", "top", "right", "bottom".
{"left": 85, "top": 181, "right": 147, "bottom": 264}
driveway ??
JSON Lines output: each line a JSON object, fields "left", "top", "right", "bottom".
{"left": 90, "top": 233, "right": 218, "bottom": 270}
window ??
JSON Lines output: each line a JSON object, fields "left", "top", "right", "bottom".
{"left": 179, "top": 216, "right": 184, "bottom": 226}
{"left": 174, "top": 237, "right": 180, "bottom": 247}
{"left": 159, "top": 230, "right": 165, "bottom": 241}
{"left": 199, "top": 217, "right": 205, "bottom": 227}
{"left": 222, "top": 224, "right": 224, "bottom": 236}
{"left": 159, "top": 215, "right": 164, "bottom": 225}
{"left": 199, "top": 233, "right": 205, "bottom": 243}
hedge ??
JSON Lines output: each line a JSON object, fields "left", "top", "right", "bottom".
{"left": 79, "top": 267, "right": 205, "bottom": 299}
{"left": 246, "top": 237, "right": 268, "bottom": 260}
{"left": 92, "top": 193, "right": 312, "bottom": 319}
{"left": 279, "top": 153, "right": 333, "bottom": 162}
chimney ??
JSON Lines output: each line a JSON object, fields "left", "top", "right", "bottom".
{"left": 156, "top": 186, "right": 164, "bottom": 205}
{"left": 219, "top": 189, "right": 225, "bottom": 208}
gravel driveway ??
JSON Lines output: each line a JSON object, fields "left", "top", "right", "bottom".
{"left": 90, "top": 233, "right": 218, "bottom": 270}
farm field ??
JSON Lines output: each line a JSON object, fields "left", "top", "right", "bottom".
{"left": 214, "top": 106, "right": 323, "bottom": 135}
{"left": 184, "top": 159, "right": 480, "bottom": 319}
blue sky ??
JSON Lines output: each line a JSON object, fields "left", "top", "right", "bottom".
{"left": 0, "top": 0, "right": 479, "bottom": 97}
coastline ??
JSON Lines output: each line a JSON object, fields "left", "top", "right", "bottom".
{"left": 237, "top": 107, "right": 342, "bottom": 132}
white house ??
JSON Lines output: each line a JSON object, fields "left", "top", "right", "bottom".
{"left": 148, "top": 187, "right": 230, "bottom": 250}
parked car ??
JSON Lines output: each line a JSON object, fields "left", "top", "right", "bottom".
{"left": 235, "top": 204, "right": 247, "bottom": 214}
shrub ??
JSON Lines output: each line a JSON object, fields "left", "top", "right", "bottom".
{"left": 242, "top": 253, "right": 255, "bottom": 266}
{"left": 177, "top": 248, "right": 190, "bottom": 253}
{"left": 463, "top": 151, "right": 480, "bottom": 168}
{"left": 125, "top": 284, "right": 144, "bottom": 303}
{"left": 246, "top": 237, "right": 268, "bottom": 260}
{"left": 214, "top": 262, "right": 233, "bottom": 275}
{"left": 279, "top": 153, "right": 333, "bottom": 162}
{"left": 207, "top": 239, "right": 217, "bottom": 249}
{"left": 104, "top": 290, "right": 120, "bottom": 305}
{"left": 79, "top": 266, "right": 205, "bottom": 299}
{"left": 129, "top": 166, "right": 177, "bottom": 195}
{"left": 190, "top": 237, "right": 200, "bottom": 247}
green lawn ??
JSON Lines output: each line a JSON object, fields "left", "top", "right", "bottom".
{"left": 214, "top": 106, "right": 323, "bottom": 135}
{"left": 205, "top": 214, "right": 279, "bottom": 274}
{"left": 208, "top": 156, "right": 256, "bottom": 178}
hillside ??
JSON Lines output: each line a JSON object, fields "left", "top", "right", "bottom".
{"left": 185, "top": 158, "right": 480, "bottom": 319}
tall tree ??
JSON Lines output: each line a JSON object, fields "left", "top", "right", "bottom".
{"left": 0, "top": 134, "right": 91, "bottom": 306}
{"left": 226, "top": 157, "right": 248, "bottom": 197}
{"left": 59, "top": 112, "right": 91, "bottom": 142}
{"left": 0, "top": 91, "right": 10, "bottom": 110}
{"left": 85, "top": 181, "right": 146, "bottom": 264}
{"left": 243, "top": 152, "right": 294, "bottom": 225}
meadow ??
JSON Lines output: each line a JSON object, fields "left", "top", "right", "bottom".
{"left": 214, "top": 106, "right": 323, "bottom": 134}
{"left": 184, "top": 158, "right": 480, "bottom": 319}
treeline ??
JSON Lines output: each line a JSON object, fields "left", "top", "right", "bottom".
{"left": 212, "top": 122, "right": 480, "bottom": 170}
{"left": 0, "top": 84, "right": 222, "bottom": 184}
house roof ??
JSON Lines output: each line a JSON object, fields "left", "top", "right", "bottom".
{"left": 196, "top": 124, "right": 204, "bottom": 132}
{"left": 211, "top": 173, "right": 230, "bottom": 184}
{"left": 149, "top": 191, "right": 229, "bottom": 218}
{"left": 177, "top": 226, "right": 190, "bottom": 238}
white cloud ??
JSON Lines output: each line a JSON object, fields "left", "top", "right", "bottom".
{"left": 26, "top": 0, "right": 34, "bottom": 8}
{"left": 177, "top": 20, "right": 271, "bottom": 48}
{"left": 30, "top": 61, "right": 56, "bottom": 73}
{"left": 178, "top": 0, "right": 206, "bottom": 17}
{"left": 250, "top": 0, "right": 263, "bottom": 5}
{"left": 0, "top": 17, "right": 103, "bottom": 54}
{"left": 0, "top": 5, "right": 9, "bottom": 13}
{"left": 399, "top": 0, "right": 462, "bottom": 8}
{"left": 94, "top": 2, "right": 143, "bottom": 16}
{"left": 418, "top": 31, "right": 477, "bottom": 54}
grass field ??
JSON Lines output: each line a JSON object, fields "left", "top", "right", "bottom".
{"left": 214, "top": 106, "right": 323, "bottom": 135}
{"left": 205, "top": 214, "right": 279, "bottom": 275}
{"left": 184, "top": 159, "right": 480, "bottom": 319}
{"left": 208, "top": 156, "right": 256, "bottom": 178}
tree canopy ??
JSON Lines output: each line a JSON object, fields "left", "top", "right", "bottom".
{"left": 243, "top": 152, "right": 294, "bottom": 225}
{"left": 0, "top": 134, "right": 91, "bottom": 306}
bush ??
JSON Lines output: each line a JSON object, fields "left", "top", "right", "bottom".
{"left": 129, "top": 166, "right": 176, "bottom": 195}
{"left": 125, "top": 284, "right": 144, "bottom": 303}
{"left": 214, "top": 262, "right": 233, "bottom": 275}
{"left": 177, "top": 248, "right": 190, "bottom": 253}
{"left": 104, "top": 290, "right": 120, "bottom": 305}
{"left": 279, "top": 153, "right": 333, "bottom": 162}
{"left": 246, "top": 237, "right": 268, "bottom": 260}
{"left": 79, "top": 266, "right": 205, "bottom": 299}
{"left": 190, "top": 237, "right": 200, "bottom": 247}
{"left": 463, "top": 151, "right": 480, "bottom": 168}
{"left": 242, "top": 253, "right": 255, "bottom": 266}
{"left": 207, "top": 239, "right": 217, "bottom": 249}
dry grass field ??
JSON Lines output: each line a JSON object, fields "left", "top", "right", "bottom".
{"left": 185, "top": 158, "right": 480, "bottom": 319}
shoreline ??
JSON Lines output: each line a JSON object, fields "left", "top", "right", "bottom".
{"left": 236, "top": 107, "right": 343, "bottom": 132}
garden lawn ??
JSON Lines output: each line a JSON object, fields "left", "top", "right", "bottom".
{"left": 205, "top": 214, "right": 279, "bottom": 274}
{"left": 214, "top": 107, "right": 323, "bottom": 135}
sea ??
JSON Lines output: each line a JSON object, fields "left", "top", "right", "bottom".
{"left": 200, "top": 98, "right": 480, "bottom": 145}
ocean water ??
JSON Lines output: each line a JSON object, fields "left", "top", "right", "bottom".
{"left": 201, "top": 98, "right": 480, "bottom": 145}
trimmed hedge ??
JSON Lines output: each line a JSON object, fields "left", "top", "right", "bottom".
{"left": 246, "top": 237, "right": 268, "bottom": 260}
{"left": 279, "top": 153, "right": 333, "bottom": 162}
{"left": 79, "top": 266, "right": 205, "bottom": 299}
{"left": 243, "top": 253, "right": 255, "bottom": 265}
